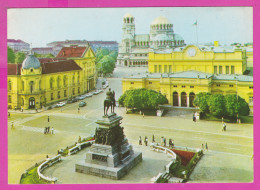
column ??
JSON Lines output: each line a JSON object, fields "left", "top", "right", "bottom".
{"left": 187, "top": 95, "right": 190, "bottom": 107}
{"left": 178, "top": 95, "right": 181, "bottom": 107}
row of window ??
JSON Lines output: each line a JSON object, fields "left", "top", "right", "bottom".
{"left": 50, "top": 88, "right": 80, "bottom": 100}
{"left": 134, "top": 54, "right": 148, "bottom": 57}
{"left": 214, "top": 66, "right": 235, "bottom": 74}
{"left": 154, "top": 65, "right": 173, "bottom": 73}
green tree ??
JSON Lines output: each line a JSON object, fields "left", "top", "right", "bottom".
{"left": 208, "top": 94, "right": 226, "bottom": 117}
{"left": 8, "top": 47, "right": 15, "bottom": 63}
{"left": 97, "top": 55, "right": 115, "bottom": 75}
{"left": 225, "top": 95, "right": 249, "bottom": 117}
{"left": 15, "top": 52, "right": 26, "bottom": 63}
{"left": 119, "top": 88, "right": 168, "bottom": 110}
{"left": 193, "top": 92, "right": 210, "bottom": 112}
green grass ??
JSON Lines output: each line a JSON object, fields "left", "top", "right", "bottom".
{"left": 240, "top": 116, "right": 253, "bottom": 124}
{"left": 126, "top": 108, "right": 157, "bottom": 116}
{"left": 20, "top": 167, "right": 49, "bottom": 184}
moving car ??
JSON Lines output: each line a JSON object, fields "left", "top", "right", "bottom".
{"left": 79, "top": 101, "right": 87, "bottom": 107}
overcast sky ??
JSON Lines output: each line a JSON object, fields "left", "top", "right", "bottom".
{"left": 7, "top": 7, "right": 253, "bottom": 47}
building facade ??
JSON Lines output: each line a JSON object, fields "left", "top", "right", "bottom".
{"left": 8, "top": 39, "right": 30, "bottom": 52}
{"left": 117, "top": 14, "right": 185, "bottom": 67}
{"left": 122, "top": 71, "right": 253, "bottom": 114}
{"left": 148, "top": 44, "right": 248, "bottom": 75}
{"left": 8, "top": 46, "right": 96, "bottom": 110}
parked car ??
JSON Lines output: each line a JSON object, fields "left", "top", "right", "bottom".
{"left": 67, "top": 98, "right": 78, "bottom": 104}
{"left": 79, "top": 101, "right": 87, "bottom": 107}
{"left": 76, "top": 96, "right": 85, "bottom": 100}
{"left": 56, "top": 102, "right": 66, "bottom": 107}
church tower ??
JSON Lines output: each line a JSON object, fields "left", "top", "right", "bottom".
{"left": 122, "top": 13, "right": 135, "bottom": 37}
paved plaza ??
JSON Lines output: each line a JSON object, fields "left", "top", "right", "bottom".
{"left": 8, "top": 66, "right": 253, "bottom": 184}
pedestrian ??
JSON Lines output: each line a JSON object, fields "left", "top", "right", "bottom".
{"left": 152, "top": 134, "right": 155, "bottom": 143}
{"left": 194, "top": 112, "right": 197, "bottom": 122}
{"left": 144, "top": 136, "right": 148, "bottom": 146}
{"left": 46, "top": 155, "right": 49, "bottom": 159}
{"left": 205, "top": 143, "right": 208, "bottom": 151}
{"left": 222, "top": 123, "right": 226, "bottom": 131}
{"left": 143, "top": 112, "right": 144, "bottom": 118}
{"left": 202, "top": 144, "right": 204, "bottom": 150}
{"left": 51, "top": 127, "right": 54, "bottom": 134}
{"left": 48, "top": 116, "right": 50, "bottom": 122}
{"left": 139, "top": 136, "right": 142, "bottom": 145}
{"left": 164, "top": 137, "right": 166, "bottom": 147}
{"left": 193, "top": 112, "right": 195, "bottom": 122}
{"left": 48, "top": 126, "right": 50, "bottom": 134}
{"left": 78, "top": 136, "right": 82, "bottom": 143}
{"left": 15, "top": 106, "right": 17, "bottom": 111}
{"left": 21, "top": 107, "right": 23, "bottom": 112}
{"left": 36, "top": 107, "right": 38, "bottom": 112}
{"left": 78, "top": 107, "right": 80, "bottom": 113}
{"left": 8, "top": 112, "right": 10, "bottom": 118}
{"left": 44, "top": 127, "right": 46, "bottom": 134}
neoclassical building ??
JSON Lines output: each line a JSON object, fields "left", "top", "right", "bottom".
{"left": 117, "top": 14, "right": 185, "bottom": 67}
{"left": 7, "top": 46, "right": 96, "bottom": 110}
{"left": 122, "top": 44, "right": 253, "bottom": 114}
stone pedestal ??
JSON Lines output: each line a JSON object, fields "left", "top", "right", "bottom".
{"left": 75, "top": 113, "right": 142, "bottom": 180}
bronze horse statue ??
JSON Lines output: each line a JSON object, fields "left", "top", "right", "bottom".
{"left": 104, "top": 89, "right": 116, "bottom": 116}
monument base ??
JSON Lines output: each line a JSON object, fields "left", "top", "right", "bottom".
{"left": 75, "top": 152, "right": 142, "bottom": 180}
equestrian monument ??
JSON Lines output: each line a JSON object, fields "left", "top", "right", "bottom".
{"left": 75, "top": 89, "right": 142, "bottom": 180}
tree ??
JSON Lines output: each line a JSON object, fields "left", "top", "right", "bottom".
{"left": 119, "top": 88, "right": 168, "bottom": 110}
{"left": 97, "top": 55, "right": 115, "bottom": 75}
{"left": 8, "top": 47, "right": 15, "bottom": 63}
{"left": 15, "top": 52, "right": 26, "bottom": 63}
{"left": 225, "top": 95, "right": 249, "bottom": 117}
{"left": 207, "top": 94, "right": 226, "bottom": 117}
{"left": 193, "top": 92, "right": 210, "bottom": 113}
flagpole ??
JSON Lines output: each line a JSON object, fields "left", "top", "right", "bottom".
{"left": 196, "top": 23, "right": 198, "bottom": 46}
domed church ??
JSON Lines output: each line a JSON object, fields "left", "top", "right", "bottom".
{"left": 117, "top": 14, "right": 185, "bottom": 67}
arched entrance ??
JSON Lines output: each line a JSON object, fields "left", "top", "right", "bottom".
{"left": 181, "top": 92, "right": 187, "bottom": 107}
{"left": 124, "top": 60, "right": 128, "bottom": 66}
{"left": 173, "top": 92, "right": 178, "bottom": 106}
{"left": 29, "top": 97, "right": 35, "bottom": 109}
{"left": 189, "top": 92, "right": 195, "bottom": 107}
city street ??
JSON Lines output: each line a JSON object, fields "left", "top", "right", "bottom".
{"left": 8, "top": 66, "right": 253, "bottom": 184}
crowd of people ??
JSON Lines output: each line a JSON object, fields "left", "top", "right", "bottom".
{"left": 139, "top": 135, "right": 175, "bottom": 148}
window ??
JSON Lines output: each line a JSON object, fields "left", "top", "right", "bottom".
{"left": 154, "top": 65, "right": 157, "bottom": 73}
{"left": 149, "top": 82, "right": 152, "bottom": 84}
{"left": 216, "top": 84, "right": 220, "bottom": 87}
{"left": 173, "top": 85, "right": 177, "bottom": 87}
{"left": 182, "top": 85, "right": 186, "bottom": 88}
{"left": 63, "top": 76, "right": 67, "bottom": 86}
{"left": 73, "top": 88, "right": 75, "bottom": 95}
{"left": 8, "top": 95, "right": 12, "bottom": 103}
{"left": 22, "top": 81, "right": 24, "bottom": 91}
{"left": 249, "top": 86, "right": 253, "bottom": 89}
{"left": 214, "top": 66, "right": 217, "bottom": 74}
{"left": 64, "top": 90, "right": 67, "bottom": 97}
{"left": 169, "top": 65, "right": 172, "bottom": 73}
{"left": 8, "top": 80, "right": 12, "bottom": 91}
{"left": 30, "top": 81, "right": 34, "bottom": 93}
{"left": 50, "top": 79, "right": 53, "bottom": 89}
{"left": 164, "top": 65, "right": 167, "bottom": 73}
{"left": 229, "top": 85, "right": 234, "bottom": 87}
{"left": 231, "top": 66, "right": 235, "bottom": 74}
{"left": 226, "top": 66, "right": 229, "bottom": 74}
{"left": 57, "top": 77, "right": 60, "bottom": 88}
{"left": 131, "top": 82, "right": 134, "bottom": 84}
{"left": 58, "top": 91, "right": 60, "bottom": 99}
{"left": 51, "top": 93, "right": 54, "bottom": 100}
{"left": 39, "top": 80, "right": 41, "bottom": 90}
{"left": 249, "top": 96, "right": 253, "bottom": 104}
{"left": 190, "top": 86, "right": 194, "bottom": 88}
{"left": 72, "top": 76, "right": 75, "bottom": 85}
{"left": 219, "top": 66, "right": 223, "bottom": 74}
{"left": 159, "top": 65, "right": 162, "bottom": 73}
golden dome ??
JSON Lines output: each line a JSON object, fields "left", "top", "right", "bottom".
{"left": 151, "top": 16, "right": 171, "bottom": 25}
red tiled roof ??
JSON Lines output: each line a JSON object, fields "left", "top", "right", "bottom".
{"left": 8, "top": 64, "right": 22, "bottom": 75}
{"left": 38, "top": 58, "right": 66, "bottom": 63}
{"left": 41, "top": 60, "right": 82, "bottom": 74}
{"left": 56, "top": 46, "right": 88, "bottom": 58}
{"left": 8, "top": 60, "right": 82, "bottom": 75}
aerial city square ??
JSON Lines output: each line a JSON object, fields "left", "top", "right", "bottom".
{"left": 7, "top": 7, "right": 253, "bottom": 184}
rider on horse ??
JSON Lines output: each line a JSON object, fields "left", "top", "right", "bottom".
{"left": 104, "top": 88, "right": 116, "bottom": 116}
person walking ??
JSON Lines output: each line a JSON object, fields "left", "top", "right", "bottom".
{"left": 78, "top": 107, "right": 80, "bottom": 113}
{"left": 193, "top": 112, "right": 195, "bottom": 122}
{"left": 78, "top": 136, "right": 82, "bottom": 143}
{"left": 51, "top": 127, "right": 54, "bottom": 134}
{"left": 152, "top": 134, "right": 155, "bottom": 143}
{"left": 222, "top": 123, "right": 226, "bottom": 131}
{"left": 139, "top": 136, "right": 142, "bottom": 145}
{"left": 164, "top": 137, "right": 166, "bottom": 147}
{"left": 48, "top": 116, "right": 50, "bottom": 122}
{"left": 44, "top": 127, "right": 46, "bottom": 134}
{"left": 8, "top": 112, "right": 10, "bottom": 118}
{"left": 144, "top": 136, "right": 148, "bottom": 146}
{"left": 205, "top": 143, "right": 208, "bottom": 151}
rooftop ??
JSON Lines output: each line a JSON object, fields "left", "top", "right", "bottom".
{"left": 56, "top": 46, "right": 88, "bottom": 58}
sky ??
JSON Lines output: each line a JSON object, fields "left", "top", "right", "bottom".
{"left": 7, "top": 7, "right": 253, "bottom": 47}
